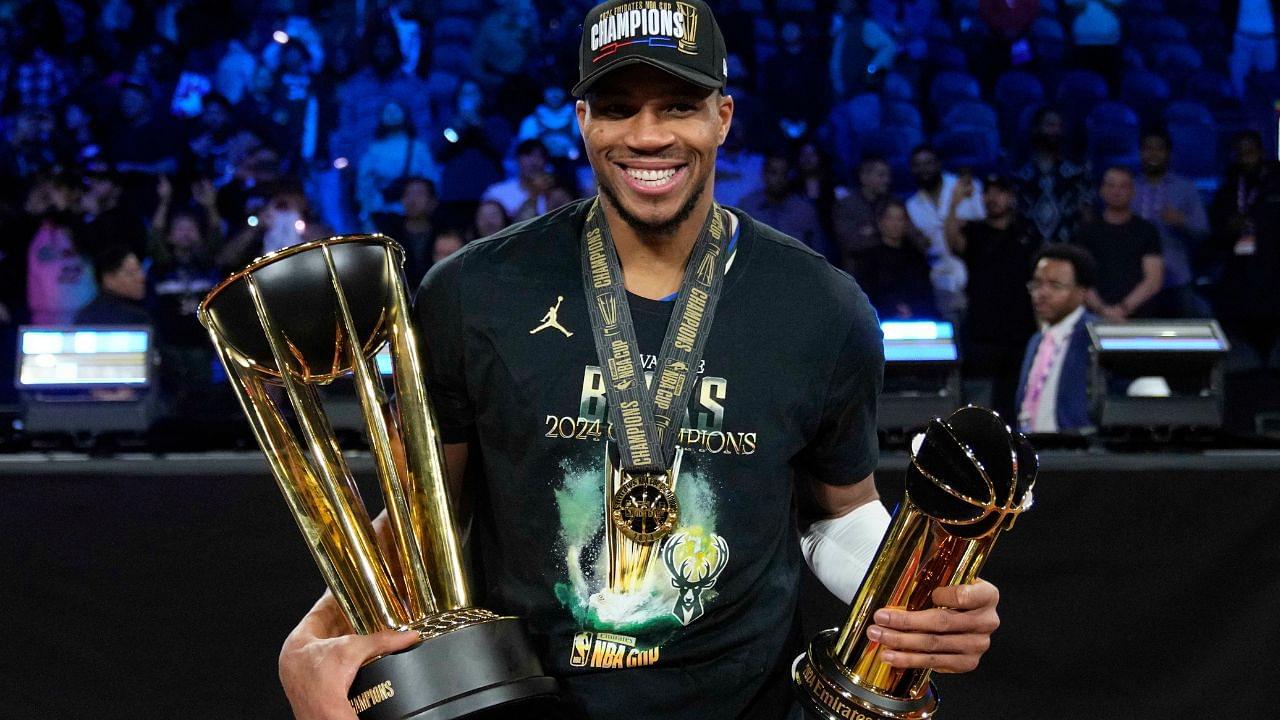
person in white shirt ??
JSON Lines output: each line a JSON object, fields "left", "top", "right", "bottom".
{"left": 481, "top": 138, "right": 554, "bottom": 218}
{"left": 1016, "top": 243, "right": 1099, "bottom": 433}
{"left": 905, "top": 145, "right": 985, "bottom": 320}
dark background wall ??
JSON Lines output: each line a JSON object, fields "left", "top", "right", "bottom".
{"left": 3, "top": 452, "right": 1278, "bottom": 719}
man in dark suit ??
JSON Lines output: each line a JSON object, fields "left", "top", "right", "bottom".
{"left": 1016, "top": 243, "right": 1098, "bottom": 433}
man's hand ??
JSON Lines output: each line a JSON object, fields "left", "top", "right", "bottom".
{"left": 279, "top": 596, "right": 421, "bottom": 720}
{"left": 865, "top": 579, "right": 1000, "bottom": 673}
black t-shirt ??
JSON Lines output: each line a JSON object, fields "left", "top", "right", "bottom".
{"left": 415, "top": 199, "right": 883, "bottom": 719}
{"left": 1074, "top": 217, "right": 1162, "bottom": 307}
{"left": 959, "top": 220, "right": 1037, "bottom": 345}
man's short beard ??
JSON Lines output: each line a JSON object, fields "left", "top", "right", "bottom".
{"left": 598, "top": 175, "right": 706, "bottom": 239}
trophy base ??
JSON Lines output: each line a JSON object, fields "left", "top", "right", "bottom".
{"left": 792, "top": 629, "right": 939, "bottom": 720}
{"left": 349, "top": 609, "right": 559, "bottom": 720}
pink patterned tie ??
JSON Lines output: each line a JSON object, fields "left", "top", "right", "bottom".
{"left": 1020, "top": 333, "right": 1058, "bottom": 431}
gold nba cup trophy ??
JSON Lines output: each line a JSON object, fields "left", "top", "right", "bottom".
{"left": 793, "top": 406, "right": 1037, "bottom": 720}
{"left": 199, "top": 236, "right": 557, "bottom": 720}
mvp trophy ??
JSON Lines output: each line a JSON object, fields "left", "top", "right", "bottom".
{"left": 199, "top": 236, "right": 557, "bottom": 720}
{"left": 793, "top": 406, "right": 1037, "bottom": 720}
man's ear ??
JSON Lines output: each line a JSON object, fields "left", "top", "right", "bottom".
{"left": 576, "top": 99, "right": 588, "bottom": 135}
{"left": 716, "top": 92, "right": 734, "bottom": 146}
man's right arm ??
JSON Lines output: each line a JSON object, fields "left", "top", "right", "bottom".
{"left": 278, "top": 441, "right": 471, "bottom": 720}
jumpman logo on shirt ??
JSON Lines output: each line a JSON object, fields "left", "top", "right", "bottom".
{"left": 530, "top": 295, "right": 573, "bottom": 337}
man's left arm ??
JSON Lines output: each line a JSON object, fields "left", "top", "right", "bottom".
{"left": 799, "top": 475, "right": 1001, "bottom": 673}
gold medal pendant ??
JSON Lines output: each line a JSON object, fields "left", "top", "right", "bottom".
{"left": 610, "top": 472, "right": 680, "bottom": 545}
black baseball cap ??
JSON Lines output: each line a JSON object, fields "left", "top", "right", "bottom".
{"left": 573, "top": 0, "right": 727, "bottom": 98}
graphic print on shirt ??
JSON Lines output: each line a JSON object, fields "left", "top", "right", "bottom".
{"left": 550, "top": 356, "right": 751, "bottom": 670}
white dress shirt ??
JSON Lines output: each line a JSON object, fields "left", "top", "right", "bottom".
{"left": 1021, "top": 305, "right": 1086, "bottom": 433}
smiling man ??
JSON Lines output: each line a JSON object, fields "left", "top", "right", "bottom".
{"left": 277, "top": 2, "right": 1001, "bottom": 719}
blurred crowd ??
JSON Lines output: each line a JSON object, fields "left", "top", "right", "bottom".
{"left": 0, "top": 0, "right": 1278, "bottom": 430}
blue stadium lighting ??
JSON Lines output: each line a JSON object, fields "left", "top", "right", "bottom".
{"left": 881, "top": 321, "right": 954, "bottom": 341}
{"left": 880, "top": 321, "right": 958, "bottom": 362}
{"left": 1098, "top": 338, "right": 1226, "bottom": 351}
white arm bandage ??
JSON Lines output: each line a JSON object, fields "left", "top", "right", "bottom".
{"left": 800, "top": 501, "right": 893, "bottom": 604}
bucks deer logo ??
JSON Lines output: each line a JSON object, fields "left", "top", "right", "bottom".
{"left": 662, "top": 529, "right": 729, "bottom": 626}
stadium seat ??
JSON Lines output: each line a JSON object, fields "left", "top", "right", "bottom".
{"left": 1167, "top": 119, "right": 1219, "bottom": 182}
{"left": 933, "top": 127, "right": 1000, "bottom": 175}
{"left": 943, "top": 101, "right": 999, "bottom": 130}
{"left": 1184, "top": 71, "right": 1237, "bottom": 114}
{"left": 926, "top": 17, "right": 955, "bottom": 42}
{"left": 833, "top": 93, "right": 884, "bottom": 136}
{"left": 1055, "top": 70, "right": 1110, "bottom": 140}
{"left": 1119, "top": 69, "right": 1172, "bottom": 125}
{"left": 1164, "top": 100, "right": 1214, "bottom": 126}
{"left": 1055, "top": 70, "right": 1109, "bottom": 108}
{"left": 995, "top": 70, "right": 1045, "bottom": 109}
{"left": 929, "top": 44, "right": 969, "bottom": 72}
{"left": 884, "top": 101, "right": 924, "bottom": 130}
{"left": 1086, "top": 102, "right": 1140, "bottom": 170}
{"left": 883, "top": 72, "right": 915, "bottom": 102}
{"left": 1145, "top": 16, "right": 1188, "bottom": 44}
{"left": 1030, "top": 17, "right": 1068, "bottom": 65}
{"left": 1153, "top": 44, "right": 1203, "bottom": 86}
{"left": 929, "top": 71, "right": 981, "bottom": 116}
{"left": 433, "top": 17, "right": 478, "bottom": 45}
{"left": 430, "top": 42, "right": 473, "bottom": 76}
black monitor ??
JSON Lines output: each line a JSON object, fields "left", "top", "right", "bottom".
{"left": 878, "top": 321, "right": 962, "bottom": 434}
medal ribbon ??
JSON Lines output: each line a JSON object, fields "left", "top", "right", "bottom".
{"left": 581, "top": 197, "right": 730, "bottom": 475}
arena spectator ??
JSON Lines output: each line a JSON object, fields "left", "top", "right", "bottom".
{"left": 1076, "top": 167, "right": 1165, "bottom": 320}
{"left": 516, "top": 86, "right": 580, "bottom": 161}
{"left": 1212, "top": 150, "right": 1280, "bottom": 370}
{"left": 11, "top": 42, "right": 74, "bottom": 115}
{"left": 0, "top": 110, "right": 58, "bottom": 201}
{"left": 869, "top": 0, "right": 936, "bottom": 64}
{"left": 214, "top": 19, "right": 271, "bottom": 105}
{"left": 471, "top": 0, "right": 542, "bottom": 118}
{"left": 75, "top": 245, "right": 149, "bottom": 325}
{"left": 1016, "top": 243, "right": 1098, "bottom": 433}
{"left": 832, "top": 155, "right": 894, "bottom": 272}
{"left": 738, "top": 151, "right": 830, "bottom": 259}
{"left": 1210, "top": 131, "right": 1273, "bottom": 259}
{"left": 267, "top": 38, "right": 321, "bottom": 164}
{"left": 946, "top": 175, "right": 1038, "bottom": 421}
{"left": 331, "top": 25, "right": 432, "bottom": 169}
{"left": 713, "top": 121, "right": 764, "bottom": 208}
{"left": 829, "top": 0, "right": 898, "bottom": 101}
{"left": 356, "top": 101, "right": 439, "bottom": 229}
{"left": 1134, "top": 130, "right": 1211, "bottom": 317}
{"left": 481, "top": 139, "right": 552, "bottom": 219}
{"left": 79, "top": 166, "right": 147, "bottom": 260}
{"left": 1013, "top": 108, "right": 1094, "bottom": 245}
{"left": 54, "top": 100, "right": 102, "bottom": 171}
{"left": 853, "top": 199, "right": 936, "bottom": 320}
{"left": 26, "top": 176, "right": 96, "bottom": 324}
{"left": 434, "top": 79, "right": 510, "bottom": 205}
{"left": 1228, "top": 0, "right": 1279, "bottom": 96}
{"left": 186, "top": 92, "right": 240, "bottom": 184}
{"left": 761, "top": 21, "right": 829, "bottom": 135}
{"left": 372, "top": 177, "right": 438, "bottom": 286}
{"left": 432, "top": 228, "right": 466, "bottom": 265}
{"left": 106, "top": 78, "right": 181, "bottom": 176}
{"left": 906, "top": 145, "right": 984, "bottom": 321}
{"left": 148, "top": 177, "right": 223, "bottom": 414}
{"left": 216, "top": 182, "right": 333, "bottom": 270}
{"left": 472, "top": 199, "right": 511, "bottom": 241}
{"left": 795, "top": 140, "right": 848, "bottom": 248}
